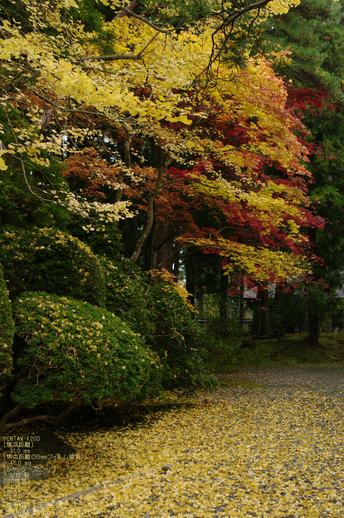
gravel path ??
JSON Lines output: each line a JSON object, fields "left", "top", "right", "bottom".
{"left": 228, "top": 365, "right": 344, "bottom": 392}
{"left": 2, "top": 365, "right": 344, "bottom": 518}
{"left": 92, "top": 366, "right": 344, "bottom": 518}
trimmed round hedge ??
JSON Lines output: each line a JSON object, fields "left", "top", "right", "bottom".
{"left": 12, "top": 292, "right": 162, "bottom": 409}
{"left": 0, "top": 263, "right": 14, "bottom": 381}
{"left": 0, "top": 228, "right": 105, "bottom": 307}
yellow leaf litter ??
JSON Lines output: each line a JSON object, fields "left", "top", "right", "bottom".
{"left": 1, "top": 366, "right": 343, "bottom": 517}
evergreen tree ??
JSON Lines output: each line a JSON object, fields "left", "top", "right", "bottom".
{"left": 262, "top": 0, "right": 344, "bottom": 345}
{"left": 261, "top": 0, "right": 344, "bottom": 97}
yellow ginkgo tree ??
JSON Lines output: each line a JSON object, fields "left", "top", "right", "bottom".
{"left": 0, "top": 0, "right": 332, "bottom": 284}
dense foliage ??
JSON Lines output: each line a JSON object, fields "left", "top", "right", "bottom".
{"left": 11, "top": 292, "right": 162, "bottom": 410}
{"left": 148, "top": 283, "right": 217, "bottom": 391}
{"left": 0, "top": 227, "right": 106, "bottom": 307}
{"left": 0, "top": 263, "right": 14, "bottom": 383}
{"left": 262, "top": 0, "right": 344, "bottom": 95}
{"left": 102, "top": 259, "right": 217, "bottom": 390}
{"left": 0, "top": 0, "right": 323, "bottom": 285}
{"left": 1, "top": 0, "right": 344, "bottom": 432}
{"left": 102, "top": 255, "right": 154, "bottom": 337}
{"left": 260, "top": 0, "right": 344, "bottom": 344}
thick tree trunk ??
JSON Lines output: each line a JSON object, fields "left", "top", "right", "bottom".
{"left": 172, "top": 249, "right": 180, "bottom": 279}
{"left": 195, "top": 285, "right": 204, "bottom": 318}
{"left": 239, "top": 282, "right": 244, "bottom": 332}
{"left": 254, "top": 285, "right": 272, "bottom": 335}
{"left": 219, "top": 273, "right": 231, "bottom": 335}
{"left": 185, "top": 252, "right": 196, "bottom": 306}
{"left": 260, "top": 287, "right": 272, "bottom": 335}
{"left": 253, "top": 297, "right": 261, "bottom": 335}
{"left": 307, "top": 309, "right": 320, "bottom": 347}
{"left": 150, "top": 218, "right": 174, "bottom": 271}
{"left": 305, "top": 226, "right": 320, "bottom": 347}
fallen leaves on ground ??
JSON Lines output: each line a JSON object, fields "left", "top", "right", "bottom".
{"left": 1, "top": 366, "right": 344, "bottom": 517}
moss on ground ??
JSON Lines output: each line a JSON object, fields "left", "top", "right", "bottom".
{"left": 215, "top": 332, "right": 344, "bottom": 370}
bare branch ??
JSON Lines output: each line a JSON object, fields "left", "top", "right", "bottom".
{"left": 0, "top": 67, "right": 40, "bottom": 95}
{"left": 80, "top": 30, "right": 160, "bottom": 64}
{"left": 80, "top": 53, "right": 143, "bottom": 62}
{"left": 137, "top": 31, "right": 160, "bottom": 56}
{"left": 119, "top": 7, "right": 173, "bottom": 35}
{"left": 223, "top": 0, "right": 272, "bottom": 24}
{"left": 114, "top": 0, "right": 139, "bottom": 19}
{"left": 4, "top": 107, "right": 58, "bottom": 203}
{"left": 31, "top": 88, "right": 105, "bottom": 115}
{"left": 193, "top": 0, "right": 274, "bottom": 87}
{"left": 81, "top": 66, "right": 124, "bottom": 74}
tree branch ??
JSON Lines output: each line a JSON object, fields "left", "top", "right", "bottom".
{"left": 80, "top": 53, "right": 143, "bottom": 62}
{"left": 130, "top": 167, "right": 165, "bottom": 262}
{"left": 80, "top": 31, "right": 160, "bottom": 64}
{"left": 118, "top": 7, "right": 173, "bottom": 35}
{"left": 194, "top": 0, "right": 274, "bottom": 86}
{"left": 0, "top": 401, "right": 80, "bottom": 435}
{"left": 0, "top": 403, "right": 25, "bottom": 434}
{"left": 114, "top": 0, "right": 139, "bottom": 19}
{"left": 0, "top": 67, "right": 40, "bottom": 95}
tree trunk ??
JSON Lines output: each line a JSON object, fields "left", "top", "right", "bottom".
{"left": 254, "top": 285, "right": 271, "bottom": 335}
{"left": 253, "top": 297, "right": 261, "bottom": 336}
{"left": 219, "top": 273, "right": 231, "bottom": 335}
{"left": 260, "top": 286, "right": 272, "bottom": 335}
{"left": 195, "top": 284, "right": 204, "bottom": 318}
{"left": 305, "top": 226, "right": 320, "bottom": 347}
{"left": 185, "top": 252, "right": 196, "bottom": 306}
{"left": 307, "top": 309, "right": 320, "bottom": 347}
{"left": 130, "top": 195, "right": 156, "bottom": 262}
{"left": 172, "top": 248, "right": 180, "bottom": 279}
{"left": 150, "top": 218, "right": 173, "bottom": 271}
{"left": 239, "top": 282, "right": 244, "bottom": 332}
{"left": 130, "top": 144, "right": 172, "bottom": 263}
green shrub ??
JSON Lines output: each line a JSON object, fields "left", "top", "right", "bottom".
{"left": 148, "top": 283, "right": 218, "bottom": 391}
{"left": 102, "top": 256, "right": 155, "bottom": 338}
{"left": 102, "top": 261, "right": 217, "bottom": 391}
{"left": 68, "top": 212, "right": 123, "bottom": 261}
{"left": 11, "top": 292, "right": 162, "bottom": 409}
{"left": 270, "top": 290, "right": 306, "bottom": 334}
{"left": 0, "top": 228, "right": 106, "bottom": 307}
{"left": 0, "top": 263, "right": 14, "bottom": 382}
{"left": 0, "top": 106, "right": 71, "bottom": 232}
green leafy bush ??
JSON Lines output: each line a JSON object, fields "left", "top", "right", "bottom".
{"left": 102, "top": 256, "right": 155, "bottom": 338}
{"left": 270, "top": 289, "right": 307, "bottom": 333}
{"left": 11, "top": 292, "right": 162, "bottom": 409}
{"left": 148, "top": 283, "right": 218, "bottom": 391}
{"left": 68, "top": 212, "right": 123, "bottom": 261}
{"left": 102, "top": 261, "right": 217, "bottom": 391}
{"left": 0, "top": 104, "right": 70, "bottom": 232}
{"left": 0, "top": 227, "right": 106, "bottom": 307}
{"left": 0, "top": 263, "right": 14, "bottom": 382}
